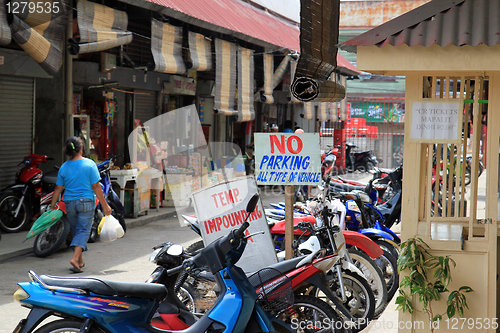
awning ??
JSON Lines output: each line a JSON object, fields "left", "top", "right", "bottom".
{"left": 262, "top": 53, "right": 274, "bottom": 104}
{"left": 291, "top": 0, "right": 345, "bottom": 103}
{"left": 69, "top": 0, "right": 132, "bottom": 55}
{"left": 256, "top": 54, "right": 292, "bottom": 103}
{"left": 303, "top": 102, "right": 314, "bottom": 120}
{"left": 318, "top": 102, "right": 330, "bottom": 122}
{"left": 213, "top": 38, "right": 238, "bottom": 116}
{"left": 129, "top": 0, "right": 300, "bottom": 52}
{"left": 237, "top": 46, "right": 255, "bottom": 122}
{"left": 0, "top": 0, "right": 11, "bottom": 46}
{"left": 8, "top": 0, "right": 68, "bottom": 75}
{"left": 151, "top": 19, "right": 185, "bottom": 74}
{"left": 188, "top": 31, "right": 212, "bottom": 71}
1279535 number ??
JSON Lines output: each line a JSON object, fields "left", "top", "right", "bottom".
{"left": 445, "top": 318, "right": 498, "bottom": 330}
{"left": 6, "top": 1, "right": 61, "bottom": 15}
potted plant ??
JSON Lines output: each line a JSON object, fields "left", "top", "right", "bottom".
{"left": 396, "top": 237, "right": 473, "bottom": 332}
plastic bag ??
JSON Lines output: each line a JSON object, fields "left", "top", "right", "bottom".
{"left": 100, "top": 216, "right": 117, "bottom": 242}
{"left": 98, "top": 215, "right": 124, "bottom": 240}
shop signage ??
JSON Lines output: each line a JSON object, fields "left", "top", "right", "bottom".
{"left": 254, "top": 133, "right": 321, "bottom": 185}
{"left": 164, "top": 75, "right": 196, "bottom": 95}
{"left": 410, "top": 101, "right": 461, "bottom": 142}
{"left": 192, "top": 176, "right": 277, "bottom": 273}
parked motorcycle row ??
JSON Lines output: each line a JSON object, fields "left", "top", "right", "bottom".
{"left": 9, "top": 153, "right": 402, "bottom": 332}
{"left": 165, "top": 166, "right": 404, "bottom": 332}
{"left": 0, "top": 154, "right": 127, "bottom": 255}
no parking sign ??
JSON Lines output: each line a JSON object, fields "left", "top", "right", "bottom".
{"left": 254, "top": 133, "right": 321, "bottom": 185}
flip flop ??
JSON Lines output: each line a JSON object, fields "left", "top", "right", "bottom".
{"left": 70, "top": 267, "right": 84, "bottom": 273}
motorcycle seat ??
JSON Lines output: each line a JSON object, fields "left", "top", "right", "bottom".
{"left": 353, "top": 150, "right": 372, "bottom": 156}
{"left": 42, "top": 170, "right": 59, "bottom": 184}
{"left": 330, "top": 182, "right": 365, "bottom": 193}
{"left": 248, "top": 256, "right": 306, "bottom": 287}
{"left": 39, "top": 274, "right": 167, "bottom": 301}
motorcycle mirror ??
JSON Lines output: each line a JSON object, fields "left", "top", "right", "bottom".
{"left": 246, "top": 194, "right": 260, "bottom": 213}
{"left": 166, "top": 244, "right": 184, "bottom": 256}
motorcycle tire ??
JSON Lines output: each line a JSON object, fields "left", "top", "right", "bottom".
{"left": 0, "top": 191, "right": 31, "bottom": 233}
{"left": 372, "top": 239, "right": 399, "bottom": 259}
{"left": 109, "top": 201, "right": 127, "bottom": 233}
{"left": 32, "top": 318, "right": 104, "bottom": 333}
{"left": 185, "top": 240, "right": 204, "bottom": 254}
{"left": 347, "top": 249, "right": 388, "bottom": 318}
{"left": 33, "top": 216, "right": 71, "bottom": 258}
{"left": 88, "top": 209, "right": 103, "bottom": 243}
{"left": 276, "top": 295, "right": 346, "bottom": 332}
{"left": 372, "top": 249, "right": 399, "bottom": 302}
{"left": 320, "top": 270, "right": 375, "bottom": 332}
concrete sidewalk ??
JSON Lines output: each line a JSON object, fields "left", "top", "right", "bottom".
{"left": 0, "top": 205, "right": 178, "bottom": 262}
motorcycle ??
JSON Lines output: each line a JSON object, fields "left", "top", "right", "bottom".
{"left": 345, "top": 143, "right": 378, "bottom": 173}
{"left": 0, "top": 154, "right": 57, "bottom": 233}
{"left": 88, "top": 155, "right": 127, "bottom": 243}
{"left": 32, "top": 198, "right": 71, "bottom": 258}
{"left": 148, "top": 242, "right": 360, "bottom": 332}
{"left": 13, "top": 194, "right": 300, "bottom": 333}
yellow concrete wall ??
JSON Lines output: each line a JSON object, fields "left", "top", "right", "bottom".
{"left": 356, "top": 45, "right": 500, "bottom": 75}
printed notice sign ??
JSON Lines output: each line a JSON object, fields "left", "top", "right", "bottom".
{"left": 411, "top": 101, "right": 460, "bottom": 142}
{"left": 192, "top": 176, "right": 277, "bottom": 273}
{"left": 254, "top": 133, "right": 321, "bottom": 185}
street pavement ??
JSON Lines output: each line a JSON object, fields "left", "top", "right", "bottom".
{"left": 0, "top": 172, "right": 400, "bottom": 332}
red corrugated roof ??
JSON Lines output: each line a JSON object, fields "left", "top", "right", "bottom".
{"left": 341, "top": 0, "right": 500, "bottom": 51}
{"left": 142, "top": 0, "right": 358, "bottom": 75}
{"left": 144, "top": 0, "right": 300, "bottom": 51}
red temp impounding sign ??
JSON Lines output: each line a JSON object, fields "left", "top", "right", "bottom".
{"left": 191, "top": 176, "right": 277, "bottom": 273}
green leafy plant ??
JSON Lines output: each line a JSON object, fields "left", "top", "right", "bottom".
{"left": 396, "top": 237, "right": 473, "bottom": 332}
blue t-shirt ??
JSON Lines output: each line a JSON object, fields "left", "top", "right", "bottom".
{"left": 56, "top": 158, "right": 101, "bottom": 201}
{"left": 283, "top": 128, "right": 293, "bottom": 133}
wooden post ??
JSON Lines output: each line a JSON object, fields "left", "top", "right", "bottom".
{"left": 285, "top": 185, "right": 294, "bottom": 260}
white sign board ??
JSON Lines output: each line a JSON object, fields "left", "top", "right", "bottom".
{"left": 410, "top": 101, "right": 461, "bottom": 142}
{"left": 254, "top": 133, "right": 321, "bottom": 185}
{"left": 192, "top": 176, "right": 277, "bottom": 273}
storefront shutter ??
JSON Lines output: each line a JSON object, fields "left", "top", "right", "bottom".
{"left": 0, "top": 76, "right": 34, "bottom": 188}
{"left": 134, "top": 91, "right": 156, "bottom": 125}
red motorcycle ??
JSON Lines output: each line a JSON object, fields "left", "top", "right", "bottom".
{"left": 0, "top": 154, "right": 58, "bottom": 233}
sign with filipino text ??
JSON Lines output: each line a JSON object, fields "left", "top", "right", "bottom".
{"left": 192, "top": 176, "right": 277, "bottom": 273}
{"left": 410, "top": 101, "right": 461, "bottom": 142}
{"left": 254, "top": 133, "right": 321, "bottom": 185}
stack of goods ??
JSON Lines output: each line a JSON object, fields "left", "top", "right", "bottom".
{"left": 164, "top": 173, "right": 191, "bottom": 207}
{"left": 189, "top": 153, "right": 202, "bottom": 191}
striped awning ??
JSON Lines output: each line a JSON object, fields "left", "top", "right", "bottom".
{"left": 262, "top": 53, "right": 274, "bottom": 104}
{"left": 303, "top": 102, "right": 315, "bottom": 120}
{"left": 237, "top": 46, "right": 254, "bottom": 122}
{"left": 151, "top": 19, "right": 186, "bottom": 74}
{"left": 8, "top": 0, "right": 68, "bottom": 75}
{"left": 214, "top": 38, "right": 238, "bottom": 116}
{"left": 318, "top": 102, "right": 330, "bottom": 122}
{"left": 69, "top": 0, "right": 132, "bottom": 55}
{"left": 0, "top": 0, "right": 11, "bottom": 46}
{"left": 188, "top": 31, "right": 212, "bottom": 71}
{"left": 291, "top": 0, "right": 345, "bottom": 103}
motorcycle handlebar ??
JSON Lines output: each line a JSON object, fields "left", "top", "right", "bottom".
{"left": 235, "top": 221, "right": 249, "bottom": 239}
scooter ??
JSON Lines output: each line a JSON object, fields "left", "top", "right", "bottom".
{"left": 0, "top": 154, "right": 57, "bottom": 233}
{"left": 13, "top": 194, "right": 298, "bottom": 333}
{"left": 345, "top": 143, "right": 379, "bottom": 173}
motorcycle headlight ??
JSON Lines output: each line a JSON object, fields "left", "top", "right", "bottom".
{"left": 149, "top": 248, "right": 162, "bottom": 263}
{"left": 354, "top": 190, "right": 371, "bottom": 204}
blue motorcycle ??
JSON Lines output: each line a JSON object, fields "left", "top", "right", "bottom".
{"left": 12, "top": 194, "right": 299, "bottom": 333}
